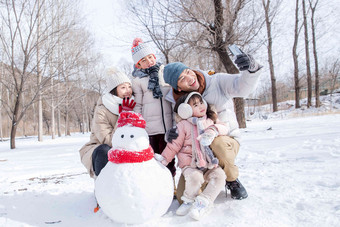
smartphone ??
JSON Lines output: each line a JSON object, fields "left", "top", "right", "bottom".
{"left": 228, "top": 44, "right": 243, "bottom": 56}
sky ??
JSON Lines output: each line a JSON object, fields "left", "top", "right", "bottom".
{"left": 1, "top": 93, "right": 340, "bottom": 226}
{"left": 81, "top": 0, "right": 137, "bottom": 68}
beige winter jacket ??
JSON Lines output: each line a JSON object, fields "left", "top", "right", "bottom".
{"left": 132, "top": 65, "right": 173, "bottom": 135}
{"left": 79, "top": 97, "right": 118, "bottom": 178}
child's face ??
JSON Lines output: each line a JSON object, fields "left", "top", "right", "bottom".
{"left": 116, "top": 82, "right": 133, "bottom": 99}
{"left": 137, "top": 54, "right": 156, "bottom": 69}
{"left": 189, "top": 97, "right": 206, "bottom": 118}
{"left": 177, "top": 69, "right": 199, "bottom": 92}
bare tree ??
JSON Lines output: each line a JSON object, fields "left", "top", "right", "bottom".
{"left": 211, "top": 0, "right": 246, "bottom": 128}
{"left": 293, "top": 0, "right": 301, "bottom": 109}
{"left": 37, "top": 0, "right": 43, "bottom": 141}
{"left": 127, "top": 0, "right": 188, "bottom": 64}
{"left": 128, "top": 0, "right": 264, "bottom": 128}
{"left": 184, "top": 0, "right": 263, "bottom": 128}
{"left": 327, "top": 59, "right": 340, "bottom": 96}
{"left": 0, "top": 0, "right": 56, "bottom": 148}
{"left": 308, "top": 0, "right": 320, "bottom": 107}
{"left": 0, "top": 0, "right": 88, "bottom": 148}
{"left": 262, "top": 0, "right": 282, "bottom": 112}
{"left": 302, "top": 0, "right": 312, "bottom": 107}
{"left": 0, "top": 62, "right": 3, "bottom": 141}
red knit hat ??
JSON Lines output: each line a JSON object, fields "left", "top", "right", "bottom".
{"left": 118, "top": 111, "right": 146, "bottom": 128}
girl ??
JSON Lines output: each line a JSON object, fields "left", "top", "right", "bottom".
{"left": 79, "top": 71, "right": 135, "bottom": 178}
{"left": 156, "top": 92, "right": 228, "bottom": 220}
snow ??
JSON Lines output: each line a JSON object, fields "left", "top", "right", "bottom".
{"left": 1, "top": 96, "right": 340, "bottom": 226}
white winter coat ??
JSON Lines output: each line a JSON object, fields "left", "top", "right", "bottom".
{"left": 132, "top": 65, "right": 173, "bottom": 136}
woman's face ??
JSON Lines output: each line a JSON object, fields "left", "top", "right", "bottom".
{"left": 116, "top": 82, "right": 132, "bottom": 99}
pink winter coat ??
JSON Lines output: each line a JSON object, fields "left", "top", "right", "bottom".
{"left": 161, "top": 117, "right": 229, "bottom": 169}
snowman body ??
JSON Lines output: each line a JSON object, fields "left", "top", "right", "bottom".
{"left": 95, "top": 112, "right": 173, "bottom": 224}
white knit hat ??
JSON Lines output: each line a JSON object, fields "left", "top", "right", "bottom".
{"left": 105, "top": 71, "right": 131, "bottom": 93}
{"left": 131, "top": 38, "right": 155, "bottom": 66}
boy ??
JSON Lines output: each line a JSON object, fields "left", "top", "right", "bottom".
{"left": 131, "top": 38, "right": 176, "bottom": 177}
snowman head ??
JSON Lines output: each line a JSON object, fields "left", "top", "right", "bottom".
{"left": 108, "top": 111, "right": 154, "bottom": 164}
{"left": 112, "top": 111, "right": 149, "bottom": 151}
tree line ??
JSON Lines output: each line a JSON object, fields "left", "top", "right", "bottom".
{"left": 0, "top": 0, "right": 110, "bottom": 148}
{"left": 1, "top": 0, "right": 339, "bottom": 149}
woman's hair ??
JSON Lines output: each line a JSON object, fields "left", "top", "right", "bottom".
{"left": 174, "top": 93, "right": 217, "bottom": 123}
{"left": 110, "top": 87, "right": 118, "bottom": 96}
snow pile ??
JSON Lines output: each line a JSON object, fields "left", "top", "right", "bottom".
{"left": 247, "top": 93, "right": 340, "bottom": 120}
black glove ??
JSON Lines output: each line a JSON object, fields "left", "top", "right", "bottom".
{"left": 235, "top": 53, "right": 262, "bottom": 72}
{"left": 165, "top": 127, "right": 178, "bottom": 143}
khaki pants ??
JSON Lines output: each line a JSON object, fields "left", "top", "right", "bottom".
{"left": 177, "top": 136, "right": 240, "bottom": 204}
{"left": 181, "top": 167, "right": 226, "bottom": 203}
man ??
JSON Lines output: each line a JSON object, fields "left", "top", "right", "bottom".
{"left": 163, "top": 53, "right": 262, "bottom": 201}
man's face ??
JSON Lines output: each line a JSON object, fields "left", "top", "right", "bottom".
{"left": 177, "top": 69, "right": 199, "bottom": 92}
{"left": 137, "top": 54, "right": 156, "bottom": 69}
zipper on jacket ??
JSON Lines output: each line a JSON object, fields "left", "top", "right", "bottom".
{"left": 160, "top": 98, "right": 167, "bottom": 133}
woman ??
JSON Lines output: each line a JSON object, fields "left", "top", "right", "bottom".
{"left": 79, "top": 71, "right": 135, "bottom": 178}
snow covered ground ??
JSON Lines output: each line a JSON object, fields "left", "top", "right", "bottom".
{"left": 1, "top": 96, "right": 340, "bottom": 226}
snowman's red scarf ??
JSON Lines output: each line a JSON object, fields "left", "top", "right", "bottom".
{"left": 108, "top": 145, "right": 154, "bottom": 164}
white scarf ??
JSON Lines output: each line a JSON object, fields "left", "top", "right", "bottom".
{"left": 101, "top": 93, "right": 135, "bottom": 115}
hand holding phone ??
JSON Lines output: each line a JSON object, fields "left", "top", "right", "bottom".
{"left": 228, "top": 44, "right": 243, "bottom": 56}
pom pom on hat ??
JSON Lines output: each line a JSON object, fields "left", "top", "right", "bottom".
{"left": 131, "top": 38, "right": 155, "bottom": 66}
{"left": 105, "top": 71, "right": 131, "bottom": 93}
{"left": 132, "top": 38, "right": 143, "bottom": 47}
{"left": 118, "top": 111, "right": 146, "bottom": 128}
{"left": 163, "top": 62, "right": 189, "bottom": 90}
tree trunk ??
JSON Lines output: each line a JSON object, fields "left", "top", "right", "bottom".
{"left": 309, "top": 0, "right": 320, "bottom": 107}
{"left": 65, "top": 79, "right": 70, "bottom": 136}
{"left": 10, "top": 95, "right": 22, "bottom": 149}
{"left": 293, "top": 0, "right": 301, "bottom": 109}
{"left": 302, "top": 0, "right": 312, "bottom": 108}
{"left": 0, "top": 62, "right": 3, "bottom": 141}
{"left": 263, "top": 0, "right": 278, "bottom": 112}
{"left": 37, "top": 0, "right": 43, "bottom": 142}
{"left": 51, "top": 103, "right": 56, "bottom": 139}
{"left": 213, "top": 0, "right": 246, "bottom": 128}
{"left": 81, "top": 94, "right": 86, "bottom": 134}
{"left": 10, "top": 123, "right": 17, "bottom": 149}
{"left": 85, "top": 96, "right": 89, "bottom": 133}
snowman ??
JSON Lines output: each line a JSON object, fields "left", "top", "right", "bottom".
{"left": 95, "top": 111, "right": 174, "bottom": 224}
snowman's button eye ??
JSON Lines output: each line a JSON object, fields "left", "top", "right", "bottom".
{"left": 130, "top": 135, "right": 134, "bottom": 138}
{"left": 121, "top": 134, "right": 124, "bottom": 138}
